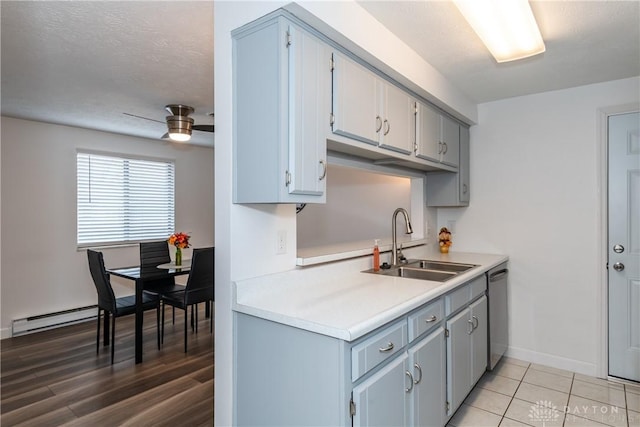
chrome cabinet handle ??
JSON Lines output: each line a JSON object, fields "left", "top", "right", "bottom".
{"left": 467, "top": 319, "right": 474, "bottom": 335}
{"left": 425, "top": 315, "right": 437, "bottom": 323}
{"left": 442, "top": 142, "right": 448, "bottom": 154}
{"left": 472, "top": 315, "right": 479, "bottom": 329}
{"left": 405, "top": 371, "right": 414, "bottom": 392}
{"left": 462, "top": 184, "right": 468, "bottom": 194}
{"left": 613, "top": 262, "right": 625, "bottom": 272}
{"left": 413, "top": 363, "right": 423, "bottom": 384}
{"left": 383, "top": 119, "right": 390, "bottom": 136}
{"left": 378, "top": 342, "right": 394, "bottom": 352}
{"left": 438, "top": 142, "right": 443, "bottom": 154}
{"left": 318, "top": 160, "right": 327, "bottom": 181}
{"left": 375, "top": 116, "right": 382, "bottom": 133}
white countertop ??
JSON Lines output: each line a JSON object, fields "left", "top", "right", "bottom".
{"left": 234, "top": 250, "right": 508, "bottom": 342}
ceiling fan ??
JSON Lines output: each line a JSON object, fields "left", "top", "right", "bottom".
{"left": 124, "top": 104, "right": 214, "bottom": 142}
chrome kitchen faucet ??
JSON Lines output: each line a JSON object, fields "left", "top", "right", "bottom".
{"left": 391, "top": 208, "right": 413, "bottom": 266}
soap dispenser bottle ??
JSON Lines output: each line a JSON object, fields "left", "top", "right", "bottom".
{"left": 373, "top": 239, "right": 380, "bottom": 272}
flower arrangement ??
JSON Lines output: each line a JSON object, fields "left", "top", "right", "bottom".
{"left": 168, "top": 232, "right": 191, "bottom": 266}
{"left": 438, "top": 227, "right": 452, "bottom": 253}
{"left": 168, "top": 232, "right": 191, "bottom": 249}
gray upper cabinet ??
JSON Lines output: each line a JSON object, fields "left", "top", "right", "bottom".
{"left": 426, "top": 125, "right": 470, "bottom": 207}
{"left": 332, "top": 52, "right": 414, "bottom": 155}
{"left": 416, "top": 101, "right": 460, "bottom": 168}
{"left": 233, "top": 16, "right": 329, "bottom": 204}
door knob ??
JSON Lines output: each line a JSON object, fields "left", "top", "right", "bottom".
{"left": 613, "top": 262, "right": 625, "bottom": 272}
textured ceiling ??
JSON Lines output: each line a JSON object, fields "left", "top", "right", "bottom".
{"left": 1, "top": 1, "right": 214, "bottom": 146}
{"left": 1, "top": 1, "right": 638, "bottom": 145}
{"left": 357, "top": 0, "right": 640, "bottom": 103}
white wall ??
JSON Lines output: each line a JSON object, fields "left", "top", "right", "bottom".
{"left": 297, "top": 165, "right": 411, "bottom": 249}
{"left": 0, "top": 116, "right": 214, "bottom": 338}
{"left": 437, "top": 77, "right": 640, "bottom": 376}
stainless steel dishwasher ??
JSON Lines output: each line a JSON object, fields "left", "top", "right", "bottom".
{"left": 487, "top": 263, "right": 509, "bottom": 370}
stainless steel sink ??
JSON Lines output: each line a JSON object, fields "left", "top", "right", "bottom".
{"left": 363, "top": 259, "right": 477, "bottom": 282}
{"left": 405, "top": 260, "right": 477, "bottom": 273}
{"left": 384, "top": 267, "right": 457, "bottom": 282}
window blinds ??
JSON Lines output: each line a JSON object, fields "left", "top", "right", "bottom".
{"left": 77, "top": 152, "right": 175, "bottom": 247}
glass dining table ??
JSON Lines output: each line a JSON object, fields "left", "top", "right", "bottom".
{"left": 106, "top": 263, "right": 190, "bottom": 363}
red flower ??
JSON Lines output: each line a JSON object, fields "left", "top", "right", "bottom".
{"left": 168, "top": 232, "right": 191, "bottom": 249}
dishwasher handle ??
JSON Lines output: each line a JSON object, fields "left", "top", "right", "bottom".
{"left": 489, "top": 269, "right": 509, "bottom": 282}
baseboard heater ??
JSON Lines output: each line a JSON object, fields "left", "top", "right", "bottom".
{"left": 12, "top": 305, "right": 98, "bottom": 337}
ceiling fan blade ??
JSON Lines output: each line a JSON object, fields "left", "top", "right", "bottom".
{"left": 193, "top": 124, "right": 214, "bottom": 132}
{"left": 123, "top": 112, "right": 165, "bottom": 124}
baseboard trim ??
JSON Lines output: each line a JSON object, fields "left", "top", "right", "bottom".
{"left": 506, "top": 346, "right": 599, "bottom": 377}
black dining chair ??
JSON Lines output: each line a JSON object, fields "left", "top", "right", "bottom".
{"left": 87, "top": 249, "right": 160, "bottom": 364}
{"left": 161, "top": 247, "right": 214, "bottom": 352}
{"left": 140, "top": 240, "right": 186, "bottom": 323}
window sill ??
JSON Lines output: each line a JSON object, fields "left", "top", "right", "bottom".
{"left": 296, "top": 237, "right": 427, "bottom": 267}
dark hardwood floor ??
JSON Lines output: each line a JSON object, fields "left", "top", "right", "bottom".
{"left": 1, "top": 305, "right": 214, "bottom": 426}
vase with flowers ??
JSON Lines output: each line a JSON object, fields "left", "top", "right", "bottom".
{"left": 438, "top": 227, "right": 452, "bottom": 254}
{"left": 168, "top": 232, "right": 191, "bottom": 266}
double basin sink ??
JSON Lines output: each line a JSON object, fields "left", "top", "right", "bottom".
{"left": 364, "top": 260, "right": 478, "bottom": 282}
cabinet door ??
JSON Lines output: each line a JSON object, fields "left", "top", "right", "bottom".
{"left": 470, "top": 295, "right": 488, "bottom": 384}
{"left": 352, "top": 352, "right": 410, "bottom": 427}
{"left": 446, "top": 307, "right": 472, "bottom": 415}
{"left": 332, "top": 52, "right": 380, "bottom": 146}
{"left": 287, "top": 24, "right": 329, "bottom": 198}
{"left": 380, "top": 81, "right": 414, "bottom": 155}
{"left": 409, "top": 327, "right": 446, "bottom": 427}
{"left": 415, "top": 102, "right": 441, "bottom": 162}
{"left": 458, "top": 126, "right": 470, "bottom": 203}
{"left": 441, "top": 116, "right": 460, "bottom": 167}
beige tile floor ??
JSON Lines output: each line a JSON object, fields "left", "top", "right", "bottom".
{"left": 448, "top": 357, "right": 640, "bottom": 427}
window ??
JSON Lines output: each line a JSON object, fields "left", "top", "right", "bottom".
{"left": 77, "top": 152, "right": 175, "bottom": 247}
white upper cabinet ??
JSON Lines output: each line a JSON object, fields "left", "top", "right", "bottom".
{"left": 416, "top": 102, "right": 460, "bottom": 168}
{"left": 332, "top": 52, "right": 414, "bottom": 155}
{"left": 233, "top": 16, "right": 329, "bottom": 204}
{"left": 287, "top": 24, "right": 330, "bottom": 197}
{"left": 331, "top": 52, "right": 379, "bottom": 145}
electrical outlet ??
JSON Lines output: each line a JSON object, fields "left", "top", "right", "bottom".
{"left": 276, "top": 230, "right": 287, "bottom": 254}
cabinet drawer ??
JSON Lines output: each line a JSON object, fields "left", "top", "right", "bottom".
{"left": 446, "top": 284, "right": 470, "bottom": 316}
{"left": 446, "top": 276, "right": 488, "bottom": 316}
{"left": 408, "top": 298, "right": 443, "bottom": 342}
{"left": 470, "top": 275, "right": 487, "bottom": 300}
{"left": 351, "top": 320, "right": 407, "bottom": 382}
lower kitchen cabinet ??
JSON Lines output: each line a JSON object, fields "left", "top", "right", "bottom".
{"left": 446, "top": 294, "right": 488, "bottom": 416}
{"left": 352, "top": 352, "right": 410, "bottom": 427}
{"left": 353, "top": 327, "right": 446, "bottom": 427}
{"left": 409, "top": 327, "right": 447, "bottom": 427}
{"left": 235, "top": 274, "right": 488, "bottom": 427}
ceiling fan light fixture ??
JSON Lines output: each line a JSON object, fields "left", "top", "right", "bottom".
{"left": 166, "top": 115, "right": 193, "bottom": 142}
{"left": 453, "top": 0, "right": 545, "bottom": 63}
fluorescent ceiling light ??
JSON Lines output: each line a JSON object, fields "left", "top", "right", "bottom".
{"left": 454, "top": 0, "right": 545, "bottom": 63}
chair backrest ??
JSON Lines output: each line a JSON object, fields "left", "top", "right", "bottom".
{"left": 140, "top": 240, "right": 175, "bottom": 286}
{"left": 140, "top": 240, "right": 171, "bottom": 266}
{"left": 184, "top": 247, "right": 215, "bottom": 305}
{"left": 87, "top": 249, "right": 117, "bottom": 312}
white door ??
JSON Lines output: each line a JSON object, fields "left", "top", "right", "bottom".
{"left": 608, "top": 111, "right": 640, "bottom": 382}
